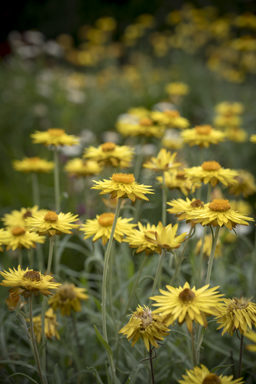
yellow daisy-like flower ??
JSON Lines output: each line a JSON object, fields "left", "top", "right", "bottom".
{"left": 157, "top": 171, "right": 201, "bottom": 196}
{"left": 0, "top": 229, "right": 7, "bottom": 251}
{"left": 0, "top": 227, "right": 46, "bottom": 251}
{"left": 244, "top": 329, "right": 256, "bottom": 352}
{"left": 49, "top": 283, "right": 89, "bottom": 316}
{"left": 13, "top": 157, "right": 54, "bottom": 173}
{"left": 186, "top": 199, "right": 254, "bottom": 230}
{"left": 64, "top": 158, "right": 102, "bottom": 177}
{"left": 215, "top": 101, "right": 244, "bottom": 115}
{"left": 151, "top": 282, "right": 223, "bottom": 333}
{"left": 229, "top": 171, "right": 256, "bottom": 197}
{"left": 127, "top": 107, "right": 149, "bottom": 118}
{"left": 80, "top": 212, "right": 136, "bottom": 245}
{"left": 26, "top": 211, "right": 79, "bottom": 237}
{"left": 147, "top": 222, "right": 187, "bottom": 252}
{"left": 181, "top": 125, "right": 226, "bottom": 148}
{"left": 229, "top": 200, "right": 252, "bottom": 215}
{"left": 162, "top": 129, "right": 183, "bottom": 150}
{"left": 225, "top": 127, "right": 247, "bottom": 142}
{"left": 28, "top": 308, "right": 60, "bottom": 343}
{"left": 91, "top": 173, "right": 154, "bottom": 202}
{"left": 250, "top": 134, "right": 256, "bottom": 144}
{"left": 214, "top": 114, "right": 242, "bottom": 129}
{"left": 143, "top": 148, "right": 181, "bottom": 172}
{"left": 31, "top": 128, "right": 79, "bottom": 147}
{"left": 117, "top": 117, "right": 165, "bottom": 139}
{"left": 83, "top": 142, "right": 134, "bottom": 168}
{"left": 167, "top": 198, "right": 205, "bottom": 222}
{"left": 2, "top": 206, "right": 47, "bottom": 228}
{"left": 184, "top": 161, "right": 238, "bottom": 187}
{"left": 165, "top": 82, "right": 189, "bottom": 96}
{"left": 0, "top": 265, "right": 61, "bottom": 298}
{"left": 151, "top": 110, "right": 189, "bottom": 129}
{"left": 178, "top": 364, "right": 243, "bottom": 384}
{"left": 124, "top": 222, "right": 159, "bottom": 256}
{"left": 216, "top": 297, "right": 256, "bottom": 335}
{"left": 119, "top": 305, "right": 169, "bottom": 351}
{"left": 195, "top": 234, "right": 222, "bottom": 258}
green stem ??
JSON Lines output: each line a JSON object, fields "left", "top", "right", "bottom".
{"left": 46, "top": 236, "right": 55, "bottom": 275}
{"left": 151, "top": 249, "right": 166, "bottom": 296}
{"left": 197, "top": 226, "right": 206, "bottom": 287}
{"left": 31, "top": 173, "right": 40, "bottom": 207}
{"left": 134, "top": 137, "right": 145, "bottom": 182}
{"left": 18, "top": 249, "right": 22, "bottom": 268}
{"left": 149, "top": 344, "right": 155, "bottom": 384}
{"left": 238, "top": 333, "right": 244, "bottom": 378}
{"left": 162, "top": 172, "right": 167, "bottom": 227}
{"left": 205, "top": 226, "right": 220, "bottom": 286}
{"left": 54, "top": 147, "right": 60, "bottom": 213}
{"left": 191, "top": 330, "right": 197, "bottom": 367}
{"left": 41, "top": 297, "right": 47, "bottom": 380}
{"left": 28, "top": 249, "right": 33, "bottom": 269}
{"left": 170, "top": 227, "right": 193, "bottom": 286}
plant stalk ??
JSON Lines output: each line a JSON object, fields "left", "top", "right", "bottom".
{"left": 205, "top": 226, "right": 220, "bottom": 286}
{"left": 151, "top": 249, "right": 166, "bottom": 296}
{"left": 238, "top": 333, "right": 244, "bottom": 378}
{"left": 54, "top": 147, "right": 60, "bottom": 213}
{"left": 162, "top": 172, "right": 167, "bottom": 227}
{"left": 46, "top": 236, "right": 55, "bottom": 275}
{"left": 149, "top": 344, "right": 155, "bottom": 384}
{"left": 170, "top": 227, "right": 193, "bottom": 286}
{"left": 31, "top": 173, "right": 40, "bottom": 207}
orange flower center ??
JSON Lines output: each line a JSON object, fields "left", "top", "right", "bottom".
{"left": 23, "top": 210, "right": 33, "bottom": 219}
{"left": 139, "top": 117, "right": 153, "bottom": 126}
{"left": 176, "top": 171, "right": 186, "bottom": 180}
{"left": 58, "top": 284, "right": 76, "bottom": 300}
{"left": 11, "top": 227, "right": 26, "bottom": 236}
{"left": 179, "top": 288, "right": 195, "bottom": 302}
{"left": 209, "top": 199, "right": 231, "bottom": 212}
{"left": 23, "top": 271, "right": 41, "bottom": 281}
{"left": 112, "top": 173, "right": 135, "bottom": 184}
{"left": 44, "top": 211, "right": 59, "bottom": 222}
{"left": 164, "top": 110, "right": 180, "bottom": 118}
{"left": 201, "top": 161, "right": 221, "bottom": 171}
{"left": 190, "top": 199, "right": 204, "bottom": 209}
{"left": 202, "top": 374, "right": 221, "bottom": 384}
{"left": 27, "top": 157, "right": 40, "bottom": 162}
{"left": 101, "top": 142, "right": 116, "bottom": 152}
{"left": 47, "top": 128, "right": 65, "bottom": 136}
{"left": 195, "top": 125, "right": 212, "bottom": 135}
{"left": 98, "top": 213, "right": 115, "bottom": 227}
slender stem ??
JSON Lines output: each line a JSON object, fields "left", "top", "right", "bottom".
{"left": 149, "top": 344, "right": 155, "bottom": 384}
{"left": 31, "top": 173, "right": 40, "bottom": 207}
{"left": 134, "top": 137, "right": 145, "bottom": 182}
{"left": 36, "top": 245, "right": 44, "bottom": 272}
{"left": 205, "top": 226, "right": 220, "bottom": 286}
{"left": 84, "top": 177, "right": 88, "bottom": 217}
{"left": 41, "top": 297, "right": 47, "bottom": 379}
{"left": 29, "top": 297, "right": 47, "bottom": 384}
{"left": 197, "top": 226, "right": 206, "bottom": 287}
{"left": 54, "top": 147, "right": 60, "bottom": 213}
{"left": 191, "top": 330, "right": 197, "bottom": 367}
{"left": 238, "top": 333, "right": 244, "bottom": 378}
{"left": 170, "top": 227, "right": 193, "bottom": 286}
{"left": 151, "top": 249, "right": 166, "bottom": 296}
{"left": 18, "top": 249, "right": 22, "bottom": 268}
{"left": 28, "top": 249, "right": 33, "bottom": 269}
{"left": 46, "top": 236, "right": 55, "bottom": 275}
{"left": 162, "top": 172, "right": 167, "bottom": 227}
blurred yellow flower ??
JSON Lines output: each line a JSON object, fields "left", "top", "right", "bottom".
{"left": 195, "top": 234, "right": 222, "bottom": 258}
{"left": 124, "top": 222, "right": 159, "bottom": 256}
{"left": 165, "top": 82, "right": 189, "bottom": 96}
{"left": 83, "top": 142, "right": 134, "bottom": 168}
{"left": 49, "top": 283, "right": 88, "bottom": 316}
{"left": 162, "top": 129, "right": 184, "bottom": 150}
{"left": 143, "top": 148, "right": 181, "bottom": 172}
{"left": 2, "top": 206, "right": 46, "bottom": 228}
{"left": 13, "top": 157, "right": 54, "bottom": 173}
{"left": 214, "top": 101, "right": 244, "bottom": 115}
{"left": 250, "top": 134, "right": 256, "bottom": 144}
{"left": 157, "top": 170, "right": 201, "bottom": 196}
{"left": 225, "top": 127, "right": 247, "bottom": 142}
{"left": 244, "top": 329, "right": 256, "bottom": 352}
{"left": 1, "top": 227, "right": 46, "bottom": 251}
{"left": 179, "top": 365, "right": 243, "bottom": 384}
{"left": 64, "top": 158, "right": 102, "bottom": 177}
{"left": 31, "top": 128, "right": 79, "bottom": 147}
{"left": 181, "top": 125, "right": 226, "bottom": 148}
{"left": 229, "top": 171, "right": 256, "bottom": 197}
{"left": 167, "top": 198, "right": 205, "bottom": 221}
{"left": 28, "top": 308, "right": 60, "bottom": 343}
{"left": 151, "top": 110, "right": 189, "bottom": 129}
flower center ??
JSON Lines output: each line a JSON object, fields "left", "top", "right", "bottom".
{"left": 47, "top": 128, "right": 65, "bottom": 136}
{"left": 44, "top": 211, "right": 59, "bottom": 222}
{"left": 176, "top": 171, "right": 186, "bottom": 180}
{"left": 27, "top": 157, "right": 40, "bottom": 162}
{"left": 164, "top": 110, "right": 180, "bottom": 118}
{"left": 23, "top": 271, "right": 41, "bottom": 281}
{"left": 139, "top": 117, "right": 153, "bottom": 126}
{"left": 58, "top": 284, "right": 76, "bottom": 300}
{"left": 98, "top": 213, "right": 115, "bottom": 226}
{"left": 101, "top": 142, "right": 116, "bottom": 152}
{"left": 112, "top": 173, "right": 135, "bottom": 184}
{"left": 209, "top": 199, "right": 231, "bottom": 212}
{"left": 201, "top": 161, "right": 221, "bottom": 171}
{"left": 135, "top": 308, "right": 153, "bottom": 330}
{"left": 179, "top": 288, "right": 195, "bottom": 302}
{"left": 11, "top": 227, "right": 26, "bottom": 236}
{"left": 202, "top": 374, "right": 221, "bottom": 384}
{"left": 190, "top": 199, "right": 204, "bottom": 209}
{"left": 23, "top": 210, "right": 33, "bottom": 219}
{"left": 195, "top": 125, "right": 212, "bottom": 135}
{"left": 228, "top": 297, "right": 250, "bottom": 311}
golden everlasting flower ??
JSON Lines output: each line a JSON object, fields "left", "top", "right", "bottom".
{"left": 92, "top": 173, "right": 154, "bottom": 202}
{"left": 195, "top": 234, "right": 222, "bottom": 258}
{"left": 229, "top": 171, "right": 256, "bottom": 197}
{"left": 178, "top": 364, "right": 243, "bottom": 384}
{"left": 151, "top": 282, "right": 223, "bottom": 332}
{"left": 2, "top": 206, "right": 47, "bottom": 228}
{"left": 162, "top": 129, "right": 183, "bottom": 150}
{"left": 214, "top": 115, "right": 242, "bottom": 129}
{"left": 119, "top": 305, "right": 169, "bottom": 351}
{"left": 0, "top": 266, "right": 61, "bottom": 298}
{"left": 151, "top": 110, "right": 189, "bottom": 129}
{"left": 250, "top": 134, "right": 256, "bottom": 144}
{"left": 225, "top": 127, "right": 247, "bottom": 142}
{"left": 181, "top": 125, "right": 226, "bottom": 148}
{"left": 184, "top": 161, "right": 238, "bottom": 187}
{"left": 80, "top": 212, "right": 136, "bottom": 245}
{"left": 216, "top": 297, "right": 256, "bottom": 335}
{"left": 1, "top": 227, "right": 46, "bottom": 251}
{"left": 64, "top": 158, "right": 102, "bottom": 177}
{"left": 49, "top": 283, "right": 89, "bottom": 316}
{"left": 157, "top": 171, "right": 201, "bottom": 196}
{"left": 83, "top": 142, "right": 134, "bottom": 168}
{"left": 165, "top": 82, "right": 189, "bottom": 96}
{"left": 124, "top": 222, "right": 159, "bottom": 256}
{"left": 186, "top": 199, "right": 254, "bottom": 230}
{"left": 229, "top": 200, "right": 252, "bottom": 215}
{"left": 29, "top": 308, "right": 60, "bottom": 343}
{"left": 13, "top": 157, "right": 54, "bottom": 173}
{"left": 26, "top": 211, "right": 79, "bottom": 237}
{"left": 215, "top": 101, "right": 244, "bottom": 115}
{"left": 143, "top": 148, "right": 181, "bottom": 172}
{"left": 244, "top": 329, "right": 256, "bottom": 352}
{"left": 117, "top": 116, "right": 165, "bottom": 138}
{"left": 147, "top": 222, "right": 187, "bottom": 252}
{"left": 31, "top": 128, "right": 79, "bottom": 147}
{"left": 167, "top": 198, "right": 205, "bottom": 222}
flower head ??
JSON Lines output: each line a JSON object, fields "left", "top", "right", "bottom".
{"left": 13, "top": 157, "right": 54, "bottom": 173}
{"left": 215, "top": 101, "right": 244, "bottom": 116}
{"left": 119, "top": 305, "right": 169, "bottom": 351}
{"left": 31, "top": 128, "right": 79, "bottom": 147}
{"left": 225, "top": 127, "right": 247, "bottom": 142}
{"left": 151, "top": 282, "right": 223, "bottom": 332}
{"left": 143, "top": 149, "right": 181, "bottom": 172}
{"left": 167, "top": 198, "right": 205, "bottom": 222}
{"left": 181, "top": 125, "right": 226, "bottom": 148}
{"left": 124, "top": 222, "right": 160, "bottom": 256}
{"left": 117, "top": 115, "right": 165, "bottom": 138}
{"left": 229, "top": 170, "right": 256, "bottom": 197}
{"left": 250, "top": 134, "right": 256, "bottom": 144}
{"left": 162, "top": 129, "right": 183, "bottom": 150}
{"left": 148, "top": 222, "right": 187, "bottom": 252}
{"left": 92, "top": 173, "right": 154, "bottom": 202}
{"left": 83, "top": 142, "right": 134, "bottom": 168}
{"left": 157, "top": 170, "right": 201, "bottom": 196}
{"left": 195, "top": 234, "right": 222, "bottom": 258}
{"left": 64, "top": 158, "right": 102, "bottom": 177}
{"left": 165, "top": 82, "right": 189, "bottom": 96}
{"left": 0, "top": 227, "right": 46, "bottom": 251}
{"left": 0, "top": 266, "right": 61, "bottom": 298}
{"left": 151, "top": 110, "right": 189, "bottom": 129}
{"left": 244, "top": 329, "right": 256, "bottom": 352}
{"left": 49, "top": 283, "right": 89, "bottom": 316}
{"left": 2, "top": 206, "right": 47, "bottom": 228}
{"left": 28, "top": 308, "right": 60, "bottom": 343}
{"left": 178, "top": 364, "right": 243, "bottom": 384}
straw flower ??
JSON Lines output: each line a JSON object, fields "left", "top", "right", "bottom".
{"left": 165, "top": 82, "right": 189, "bottom": 96}
{"left": 244, "top": 330, "right": 256, "bottom": 352}
{"left": 83, "top": 142, "right": 134, "bottom": 168}
{"left": 225, "top": 127, "right": 247, "bottom": 142}
{"left": 124, "top": 222, "right": 159, "bottom": 256}
{"left": 195, "top": 234, "right": 222, "bottom": 258}
{"left": 2, "top": 206, "right": 47, "bottom": 228}
{"left": 181, "top": 125, "right": 226, "bottom": 148}
{"left": 229, "top": 171, "right": 256, "bottom": 197}
{"left": 250, "top": 134, "right": 256, "bottom": 144}
{"left": 162, "top": 129, "right": 183, "bottom": 150}
{"left": 49, "top": 283, "right": 89, "bottom": 316}
{"left": 119, "top": 305, "right": 169, "bottom": 351}
{"left": 216, "top": 297, "right": 256, "bottom": 335}
{"left": 31, "top": 128, "right": 79, "bottom": 146}
{"left": 26, "top": 211, "right": 79, "bottom": 236}
{"left": 151, "top": 282, "right": 223, "bottom": 332}
{"left": 80, "top": 212, "right": 136, "bottom": 245}
{"left": 0, "top": 266, "right": 61, "bottom": 298}
{"left": 214, "top": 115, "right": 242, "bottom": 128}
{"left": 151, "top": 110, "right": 189, "bottom": 129}
{"left": 157, "top": 170, "right": 201, "bottom": 196}
{"left": 1, "top": 227, "right": 46, "bottom": 251}
{"left": 92, "top": 173, "right": 154, "bottom": 202}
{"left": 13, "top": 157, "right": 54, "bottom": 173}
{"left": 214, "top": 101, "right": 244, "bottom": 115}
{"left": 28, "top": 308, "right": 60, "bottom": 343}
{"left": 143, "top": 148, "right": 181, "bottom": 172}
{"left": 167, "top": 198, "right": 205, "bottom": 222}
{"left": 178, "top": 364, "right": 243, "bottom": 384}
{"left": 64, "top": 158, "right": 102, "bottom": 177}
{"left": 148, "top": 222, "right": 187, "bottom": 252}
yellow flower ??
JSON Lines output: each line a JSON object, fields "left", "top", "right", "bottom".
{"left": 184, "top": 161, "right": 238, "bottom": 187}
{"left": 127, "top": 107, "right": 149, "bottom": 118}
{"left": 119, "top": 305, "right": 169, "bottom": 351}
{"left": 165, "top": 82, "right": 189, "bottom": 96}
{"left": 151, "top": 110, "right": 189, "bottom": 129}
{"left": 229, "top": 200, "right": 252, "bottom": 215}
{"left": 49, "top": 283, "right": 88, "bottom": 316}
{"left": 186, "top": 199, "right": 254, "bottom": 230}
{"left": 244, "top": 329, "right": 256, "bottom": 352}
{"left": 225, "top": 127, "right": 247, "bottom": 142}
{"left": 0, "top": 229, "right": 6, "bottom": 251}
{"left": 178, "top": 364, "right": 243, "bottom": 384}
{"left": 167, "top": 198, "right": 205, "bottom": 221}
{"left": 0, "top": 266, "right": 61, "bottom": 298}
{"left": 250, "top": 134, "right": 256, "bottom": 144}
{"left": 2, "top": 206, "right": 47, "bottom": 228}
{"left": 143, "top": 149, "right": 181, "bottom": 172}
{"left": 229, "top": 171, "right": 256, "bottom": 197}
{"left": 157, "top": 170, "right": 201, "bottom": 196}
{"left": 92, "top": 173, "right": 154, "bottom": 202}
{"left": 214, "top": 115, "right": 242, "bottom": 129}
{"left": 80, "top": 212, "right": 136, "bottom": 245}
{"left": 13, "top": 157, "right": 54, "bottom": 173}
{"left": 117, "top": 117, "right": 165, "bottom": 138}
{"left": 181, "top": 125, "right": 226, "bottom": 148}
{"left": 31, "top": 128, "right": 79, "bottom": 147}
{"left": 151, "top": 282, "right": 223, "bottom": 333}
{"left": 216, "top": 297, "right": 256, "bottom": 335}
{"left": 0, "top": 227, "right": 46, "bottom": 251}
{"left": 64, "top": 158, "right": 102, "bottom": 177}
{"left": 83, "top": 142, "right": 134, "bottom": 168}
{"left": 162, "top": 129, "right": 184, "bottom": 150}
{"left": 195, "top": 234, "right": 222, "bottom": 258}
{"left": 26, "top": 211, "right": 79, "bottom": 236}
{"left": 214, "top": 101, "right": 244, "bottom": 115}
{"left": 28, "top": 308, "right": 60, "bottom": 343}
{"left": 124, "top": 222, "right": 160, "bottom": 255}
{"left": 147, "top": 222, "right": 187, "bottom": 252}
